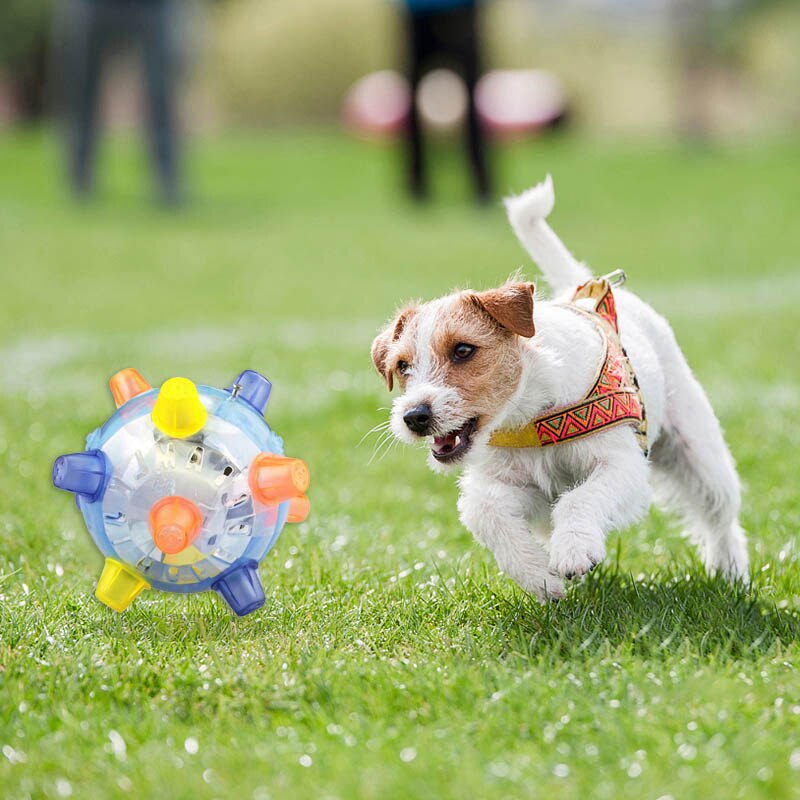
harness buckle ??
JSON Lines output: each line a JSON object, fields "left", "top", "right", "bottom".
{"left": 604, "top": 269, "right": 627, "bottom": 288}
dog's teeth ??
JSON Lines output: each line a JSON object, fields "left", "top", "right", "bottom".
{"left": 454, "top": 435, "right": 461, "bottom": 447}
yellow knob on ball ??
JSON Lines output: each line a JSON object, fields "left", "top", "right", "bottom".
{"left": 96, "top": 557, "right": 150, "bottom": 612}
{"left": 152, "top": 377, "right": 208, "bottom": 438}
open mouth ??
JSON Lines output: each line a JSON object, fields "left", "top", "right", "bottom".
{"left": 431, "top": 418, "right": 478, "bottom": 463}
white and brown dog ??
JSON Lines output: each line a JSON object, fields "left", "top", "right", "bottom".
{"left": 371, "top": 176, "right": 749, "bottom": 599}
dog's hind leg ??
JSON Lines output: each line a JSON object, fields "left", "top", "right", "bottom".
{"left": 649, "top": 357, "right": 749, "bottom": 582}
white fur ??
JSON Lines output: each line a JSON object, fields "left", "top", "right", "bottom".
{"left": 389, "top": 176, "right": 750, "bottom": 599}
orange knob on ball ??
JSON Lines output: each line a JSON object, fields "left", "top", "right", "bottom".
{"left": 287, "top": 495, "right": 310, "bottom": 523}
{"left": 149, "top": 496, "right": 203, "bottom": 555}
{"left": 109, "top": 368, "right": 152, "bottom": 408}
{"left": 248, "top": 454, "right": 310, "bottom": 507}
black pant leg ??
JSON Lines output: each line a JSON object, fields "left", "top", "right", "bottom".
{"left": 456, "top": 7, "right": 491, "bottom": 201}
{"left": 403, "top": 5, "right": 492, "bottom": 203}
{"left": 64, "top": 0, "right": 105, "bottom": 196}
{"left": 463, "top": 68, "right": 491, "bottom": 201}
{"left": 139, "top": 1, "right": 179, "bottom": 204}
{"left": 405, "top": 13, "right": 433, "bottom": 200}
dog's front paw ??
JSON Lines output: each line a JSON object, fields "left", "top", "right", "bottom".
{"left": 516, "top": 570, "right": 565, "bottom": 602}
{"left": 549, "top": 529, "right": 605, "bottom": 580}
{"left": 704, "top": 523, "right": 750, "bottom": 585}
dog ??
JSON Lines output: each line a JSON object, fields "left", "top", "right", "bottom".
{"left": 370, "top": 176, "right": 749, "bottom": 599}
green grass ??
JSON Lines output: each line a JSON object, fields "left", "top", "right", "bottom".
{"left": 1, "top": 128, "right": 800, "bottom": 799}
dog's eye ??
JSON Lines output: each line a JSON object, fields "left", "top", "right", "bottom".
{"left": 396, "top": 360, "right": 411, "bottom": 376}
{"left": 452, "top": 343, "right": 477, "bottom": 362}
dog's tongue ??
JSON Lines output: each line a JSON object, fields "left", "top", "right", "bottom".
{"left": 432, "top": 432, "right": 457, "bottom": 455}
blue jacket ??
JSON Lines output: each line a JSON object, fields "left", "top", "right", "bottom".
{"left": 401, "top": 0, "right": 478, "bottom": 13}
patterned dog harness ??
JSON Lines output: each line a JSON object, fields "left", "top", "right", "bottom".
{"left": 489, "top": 272, "right": 648, "bottom": 455}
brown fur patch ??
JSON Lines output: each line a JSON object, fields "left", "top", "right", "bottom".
{"left": 427, "top": 295, "right": 524, "bottom": 420}
{"left": 469, "top": 282, "right": 536, "bottom": 338}
{"left": 371, "top": 306, "right": 418, "bottom": 390}
{"left": 372, "top": 283, "right": 532, "bottom": 433}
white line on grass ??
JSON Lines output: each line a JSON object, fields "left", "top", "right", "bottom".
{"left": 1, "top": 273, "right": 797, "bottom": 411}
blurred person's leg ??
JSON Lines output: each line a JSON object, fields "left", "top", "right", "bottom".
{"left": 449, "top": 5, "right": 491, "bottom": 203}
{"left": 673, "top": 0, "right": 716, "bottom": 141}
{"left": 405, "top": 12, "right": 433, "bottom": 200}
{"left": 62, "top": 0, "right": 106, "bottom": 197}
{"left": 138, "top": 0, "right": 180, "bottom": 205}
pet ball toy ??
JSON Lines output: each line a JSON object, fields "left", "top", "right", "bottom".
{"left": 52, "top": 368, "right": 310, "bottom": 616}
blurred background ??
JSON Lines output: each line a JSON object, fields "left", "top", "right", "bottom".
{"left": 1, "top": 0, "right": 799, "bottom": 199}
{"left": 3, "top": 0, "right": 800, "bottom": 132}
{"left": 2, "top": 3, "right": 800, "bottom": 798}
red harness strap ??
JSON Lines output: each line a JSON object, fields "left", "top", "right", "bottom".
{"left": 488, "top": 277, "right": 648, "bottom": 454}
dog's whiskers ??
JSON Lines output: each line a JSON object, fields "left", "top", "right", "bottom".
{"left": 368, "top": 428, "right": 400, "bottom": 465}
{"left": 357, "top": 419, "right": 392, "bottom": 449}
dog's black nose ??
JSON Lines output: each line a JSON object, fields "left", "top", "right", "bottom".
{"left": 404, "top": 404, "right": 433, "bottom": 434}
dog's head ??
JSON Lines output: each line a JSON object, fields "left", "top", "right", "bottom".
{"left": 371, "top": 281, "right": 535, "bottom": 472}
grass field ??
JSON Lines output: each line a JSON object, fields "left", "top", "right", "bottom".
{"left": 1, "top": 129, "right": 800, "bottom": 799}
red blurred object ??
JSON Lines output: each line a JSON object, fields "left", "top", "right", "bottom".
{"left": 343, "top": 70, "right": 410, "bottom": 137}
{"left": 475, "top": 70, "right": 568, "bottom": 138}
{"left": 344, "top": 68, "right": 568, "bottom": 141}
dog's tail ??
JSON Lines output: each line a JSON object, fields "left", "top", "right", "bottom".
{"left": 504, "top": 175, "right": 592, "bottom": 292}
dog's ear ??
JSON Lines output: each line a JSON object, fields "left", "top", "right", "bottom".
{"left": 470, "top": 282, "right": 536, "bottom": 338}
{"left": 371, "top": 331, "right": 394, "bottom": 391}
{"left": 371, "top": 306, "right": 417, "bottom": 391}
